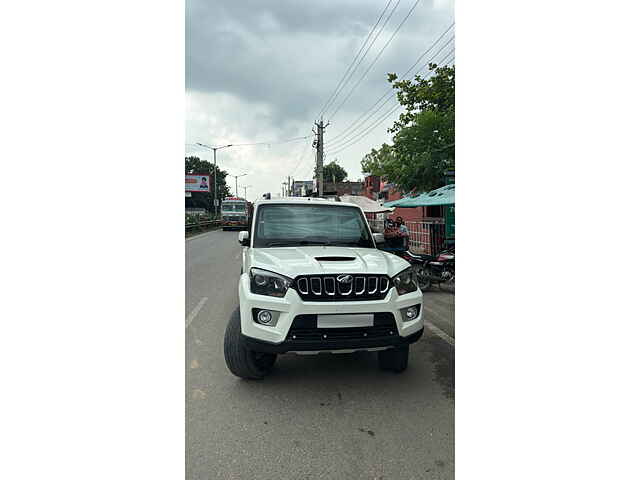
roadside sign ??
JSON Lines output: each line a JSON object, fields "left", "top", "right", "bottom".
{"left": 186, "top": 174, "right": 211, "bottom": 192}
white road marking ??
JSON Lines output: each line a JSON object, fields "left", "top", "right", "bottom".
{"left": 425, "top": 321, "right": 455, "bottom": 346}
{"left": 186, "top": 297, "right": 208, "bottom": 329}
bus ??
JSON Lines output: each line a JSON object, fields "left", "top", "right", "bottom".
{"left": 221, "top": 197, "right": 249, "bottom": 230}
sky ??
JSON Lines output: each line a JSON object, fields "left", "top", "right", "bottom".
{"left": 185, "top": 0, "right": 454, "bottom": 202}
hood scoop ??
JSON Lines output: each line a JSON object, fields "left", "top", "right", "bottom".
{"left": 315, "top": 256, "right": 356, "bottom": 262}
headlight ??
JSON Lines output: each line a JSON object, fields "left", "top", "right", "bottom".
{"left": 250, "top": 268, "right": 292, "bottom": 297}
{"left": 392, "top": 267, "right": 418, "bottom": 295}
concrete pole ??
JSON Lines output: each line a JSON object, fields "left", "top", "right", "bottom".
{"left": 213, "top": 148, "right": 217, "bottom": 217}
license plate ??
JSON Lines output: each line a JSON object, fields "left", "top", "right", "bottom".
{"left": 317, "top": 314, "right": 374, "bottom": 328}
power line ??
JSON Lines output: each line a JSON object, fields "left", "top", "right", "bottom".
{"left": 319, "top": 0, "right": 400, "bottom": 120}
{"left": 185, "top": 135, "right": 310, "bottom": 151}
{"left": 325, "top": 23, "right": 454, "bottom": 145}
{"left": 316, "top": 0, "right": 394, "bottom": 119}
{"left": 325, "top": 38, "right": 454, "bottom": 149}
{"left": 325, "top": 50, "right": 455, "bottom": 156}
{"left": 304, "top": 164, "right": 315, "bottom": 181}
{"left": 290, "top": 138, "right": 314, "bottom": 177}
{"left": 325, "top": 51, "right": 454, "bottom": 155}
{"left": 327, "top": 0, "right": 421, "bottom": 121}
{"left": 326, "top": 47, "right": 455, "bottom": 153}
{"left": 230, "top": 135, "right": 311, "bottom": 147}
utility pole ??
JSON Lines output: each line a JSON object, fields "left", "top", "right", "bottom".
{"left": 314, "top": 119, "right": 328, "bottom": 197}
{"left": 196, "top": 143, "right": 233, "bottom": 218}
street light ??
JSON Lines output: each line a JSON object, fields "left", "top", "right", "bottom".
{"left": 240, "top": 184, "right": 252, "bottom": 199}
{"left": 195, "top": 142, "right": 233, "bottom": 218}
{"left": 228, "top": 172, "right": 248, "bottom": 197}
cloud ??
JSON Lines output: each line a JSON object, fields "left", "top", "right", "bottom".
{"left": 186, "top": 0, "right": 454, "bottom": 195}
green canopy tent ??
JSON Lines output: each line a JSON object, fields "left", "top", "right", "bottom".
{"left": 384, "top": 184, "right": 455, "bottom": 244}
{"left": 383, "top": 184, "right": 455, "bottom": 208}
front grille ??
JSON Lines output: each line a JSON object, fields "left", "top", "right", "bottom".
{"left": 293, "top": 274, "right": 391, "bottom": 301}
{"left": 285, "top": 313, "right": 398, "bottom": 345}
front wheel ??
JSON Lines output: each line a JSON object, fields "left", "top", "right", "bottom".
{"left": 224, "top": 308, "right": 276, "bottom": 380}
{"left": 378, "top": 346, "right": 409, "bottom": 373}
{"left": 412, "top": 263, "right": 431, "bottom": 292}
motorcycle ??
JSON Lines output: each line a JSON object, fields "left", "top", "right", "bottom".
{"left": 379, "top": 233, "right": 432, "bottom": 291}
{"left": 380, "top": 242, "right": 454, "bottom": 291}
{"left": 423, "top": 247, "right": 455, "bottom": 289}
{"left": 395, "top": 249, "right": 434, "bottom": 292}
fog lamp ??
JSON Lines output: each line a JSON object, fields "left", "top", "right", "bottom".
{"left": 406, "top": 306, "right": 418, "bottom": 320}
{"left": 257, "top": 310, "right": 273, "bottom": 325}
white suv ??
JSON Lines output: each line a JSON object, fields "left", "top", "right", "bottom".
{"left": 223, "top": 197, "right": 424, "bottom": 379}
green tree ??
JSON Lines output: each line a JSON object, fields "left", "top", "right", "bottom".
{"left": 185, "top": 156, "right": 231, "bottom": 212}
{"left": 361, "top": 143, "right": 395, "bottom": 177}
{"left": 361, "top": 63, "right": 454, "bottom": 193}
{"left": 323, "top": 160, "right": 348, "bottom": 183}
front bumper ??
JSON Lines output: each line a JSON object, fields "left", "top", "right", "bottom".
{"left": 242, "top": 327, "right": 423, "bottom": 354}
{"left": 222, "top": 221, "right": 247, "bottom": 228}
{"left": 238, "top": 273, "right": 424, "bottom": 352}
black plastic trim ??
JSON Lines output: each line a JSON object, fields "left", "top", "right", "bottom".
{"left": 241, "top": 327, "right": 424, "bottom": 354}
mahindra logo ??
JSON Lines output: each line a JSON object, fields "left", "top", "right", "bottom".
{"left": 336, "top": 274, "right": 353, "bottom": 284}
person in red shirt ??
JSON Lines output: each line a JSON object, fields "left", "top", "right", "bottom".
{"left": 383, "top": 218, "right": 403, "bottom": 249}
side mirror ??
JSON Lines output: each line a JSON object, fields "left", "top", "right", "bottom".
{"left": 372, "top": 233, "right": 385, "bottom": 245}
{"left": 238, "top": 231, "right": 250, "bottom": 246}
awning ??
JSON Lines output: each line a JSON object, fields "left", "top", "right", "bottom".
{"left": 383, "top": 184, "right": 455, "bottom": 208}
{"left": 339, "top": 195, "right": 395, "bottom": 213}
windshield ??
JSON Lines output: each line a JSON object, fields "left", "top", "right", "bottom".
{"left": 221, "top": 203, "right": 246, "bottom": 212}
{"left": 253, "top": 204, "right": 374, "bottom": 248}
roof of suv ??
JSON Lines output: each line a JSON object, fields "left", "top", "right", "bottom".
{"left": 254, "top": 197, "right": 361, "bottom": 208}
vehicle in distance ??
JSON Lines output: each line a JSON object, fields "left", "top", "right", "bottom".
{"left": 221, "top": 197, "right": 249, "bottom": 230}
{"left": 223, "top": 197, "right": 424, "bottom": 379}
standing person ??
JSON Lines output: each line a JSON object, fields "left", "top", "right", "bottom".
{"left": 383, "top": 218, "right": 401, "bottom": 248}
{"left": 396, "top": 216, "right": 409, "bottom": 250}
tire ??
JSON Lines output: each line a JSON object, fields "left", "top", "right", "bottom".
{"left": 378, "top": 346, "right": 409, "bottom": 373}
{"left": 223, "top": 308, "right": 277, "bottom": 380}
{"left": 413, "top": 263, "right": 431, "bottom": 292}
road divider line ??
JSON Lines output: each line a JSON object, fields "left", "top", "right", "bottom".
{"left": 425, "top": 321, "right": 455, "bottom": 346}
{"left": 186, "top": 297, "right": 208, "bottom": 329}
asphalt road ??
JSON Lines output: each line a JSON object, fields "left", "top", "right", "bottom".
{"left": 186, "top": 229, "right": 455, "bottom": 480}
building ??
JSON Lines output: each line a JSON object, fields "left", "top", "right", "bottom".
{"left": 361, "top": 173, "right": 455, "bottom": 253}
{"left": 362, "top": 174, "right": 452, "bottom": 224}
{"left": 321, "top": 181, "right": 364, "bottom": 197}
{"left": 291, "top": 180, "right": 314, "bottom": 197}
{"left": 362, "top": 175, "right": 424, "bottom": 224}
{"left": 363, "top": 175, "right": 381, "bottom": 200}
{"left": 384, "top": 183, "right": 455, "bottom": 254}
